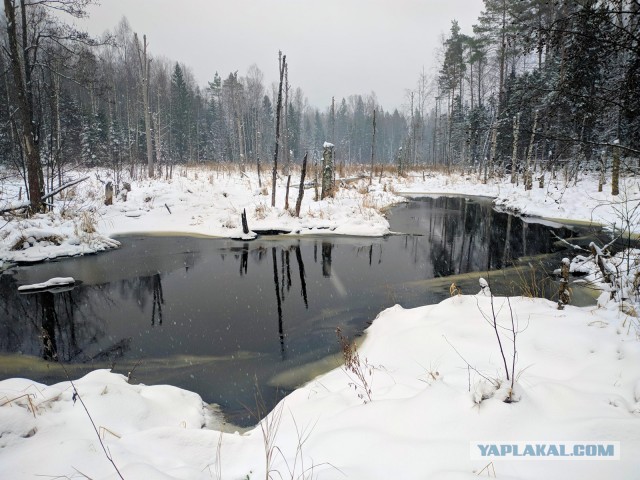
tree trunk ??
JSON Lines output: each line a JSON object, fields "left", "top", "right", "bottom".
{"left": 4, "top": 0, "right": 44, "bottom": 212}
{"left": 611, "top": 143, "right": 620, "bottom": 196}
{"left": 295, "top": 152, "right": 308, "bottom": 217}
{"left": 135, "top": 33, "right": 154, "bottom": 178}
{"left": 369, "top": 109, "right": 376, "bottom": 185}
{"left": 256, "top": 131, "right": 262, "bottom": 187}
{"left": 284, "top": 174, "right": 291, "bottom": 210}
{"left": 524, "top": 111, "right": 538, "bottom": 191}
{"left": 313, "top": 156, "right": 319, "bottom": 201}
{"left": 283, "top": 64, "right": 289, "bottom": 175}
{"left": 271, "top": 52, "right": 286, "bottom": 207}
{"left": 510, "top": 114, "right": 520, "bottom": 184}
{"left": 53, "top": 67, "right": 62, "bottom": 188}
{"left": 321, "top": 143, "right": 334, "bottom": 199}
{"left": 486, "top": 120, "right": 498, "bottom": 184}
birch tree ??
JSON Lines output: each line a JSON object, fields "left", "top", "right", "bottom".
{"left": 135, "top": 33, "right": 154, "bottom": 177}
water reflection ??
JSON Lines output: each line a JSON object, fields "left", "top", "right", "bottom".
{"left": 41, "top": 292, "right": 58, "bottom": 361}
{"left": 295, "top": 245, "right": 308, "bottom": 308}
{"left": 272, "top": 247, "right": 285, "bottom": 359}
{"left": 0, "top": 197, "right": 596, "bottom": 426}
{"left": 391, "top": 197, "right": 566, "bottom": 276}
{"left": 151, "top": 274, "right": 164, "bottom": 326}
{"left": 322, "top": 241, "right": 332, "bottom": 277}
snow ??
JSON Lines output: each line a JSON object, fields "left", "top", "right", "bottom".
{"left": 1, "top": 167, "right": 638, "bottom": 264}
{"left": 0, "top": 167, "right": 404, "bottom": 263}
{"left": 396, "top": 171, "right": 640, "bottom": 233}
{"left": 2, "top": 166, "right": 640, "bottom": 478}
{"left": 17, "top": 276, "right": 75, "bottom": 291}
{"left": 1, "top": 294, "right": 638, "bottom": 479}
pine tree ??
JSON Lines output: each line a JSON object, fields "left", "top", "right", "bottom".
{"left": 170, "top": 63, "right": 190, "bottom": 163}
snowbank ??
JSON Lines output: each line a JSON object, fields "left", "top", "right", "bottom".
{"left": 0, "top": 168, "right": 402, "bottom": 264}
{"left": 2, "top": 167, "right": 638, "bottom": 264}
{"left": 397, "top": 171, "right": 640, "bottom": 233}
{"left": 1, "top": 294, "right": 638, "bottom": 479}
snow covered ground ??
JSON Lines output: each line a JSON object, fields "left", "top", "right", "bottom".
{"left": 1, "top": 291, "right": 638, "bottom": 479}
{"left": 398, "top": 169, "right": 640, "bottom": 232}
{"left": 1, "top": 165, "right": 639, "bottom": 479}
{"left": 2, "top": 165, "right": 638, "bottom": 265}
{"left": 0, "top": 166, "right": 402, "bottom": 264}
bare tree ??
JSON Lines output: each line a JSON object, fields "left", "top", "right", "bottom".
{"left": 271, "top": 51, "right": 286, "bottom": 208}
{"left": 369, "top": 108, "right": 376, "bottom": 185}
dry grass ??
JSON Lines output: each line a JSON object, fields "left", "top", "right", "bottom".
{"left": 254, "top": 202, "right": 268, "bottom": 220}
{"left": 0, "top": 393, "right": 38, "bottom": 418}
{"left": 336, "top": 327, "right": 373, "bottom": 403}
{"left": 58, "top": 186, "right": 77, "bottom": 200}
{"left": 510, "top": 263, "right": 549, "bottom": 299}
{"left": 222, "top": 217, "right": 237, "bottom": 229}
{"left": 78, "top": 210, "right": 97, "bottom": 234}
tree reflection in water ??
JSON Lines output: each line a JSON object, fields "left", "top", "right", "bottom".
{"left": 0, "top": 281, "right": 107, "bottom": 363}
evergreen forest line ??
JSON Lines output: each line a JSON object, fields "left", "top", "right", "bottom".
{"left": 1, "top": 1, "right": 639, "bottom": 211}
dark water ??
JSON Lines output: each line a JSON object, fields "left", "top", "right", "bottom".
{"left": 0, "top": 197, "right": 596, "bottom": 425}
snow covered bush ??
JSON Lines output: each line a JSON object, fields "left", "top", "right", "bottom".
{"left": 569, "top": 245, "right": 640, "bottom": 315}
{"left": 475, "top": 282, "right": 523, "bottom": 404}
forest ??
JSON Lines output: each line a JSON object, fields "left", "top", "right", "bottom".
{"left": 1, "top": 0, "right": 639, "bottom": 211}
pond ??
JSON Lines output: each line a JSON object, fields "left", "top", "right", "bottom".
{"left": 0, "top": 196, "right": 601, "bottom": 426}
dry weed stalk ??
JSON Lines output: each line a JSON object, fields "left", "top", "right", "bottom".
{"left": 335, "top": 327, "right": 373, "bottom": 403}
{"left": 79, "top": 210, "right": 97, "bottom": 234}
{"left": 99, "top": 426, "right": 121, "bottom": 440}
{"left": 511, "top": 263, "right": 549, "bottom": 299}
{"left": 214, "top": 427, "right": 224, "bottom": 480}
{"left": 41, "top": 331, "right": 126, "bottom": 480}
{"left": 476, "top": 461, "right": 497, "bottom": 477}
{"left": 259, "top": 396, "right": 284, "bottom": 480}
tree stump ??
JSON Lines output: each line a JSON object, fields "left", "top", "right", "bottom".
{"left": 321, "top": 143, "right": 334, "bottom": 199}
{"left": 104, "top": 181, "right": 113, "bottom": 206}
{"left": 557, "top": 257, "right": 571, "bottom": 309}
{"left": 120, "top": 182, "right": 131, "bottom": 202}
{"left": 241, "top": 208, "right": 249, "bottom": 234}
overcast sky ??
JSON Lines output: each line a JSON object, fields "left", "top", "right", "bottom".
{"left": 77, "top": 0, "right": 485, "bottom": 111}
